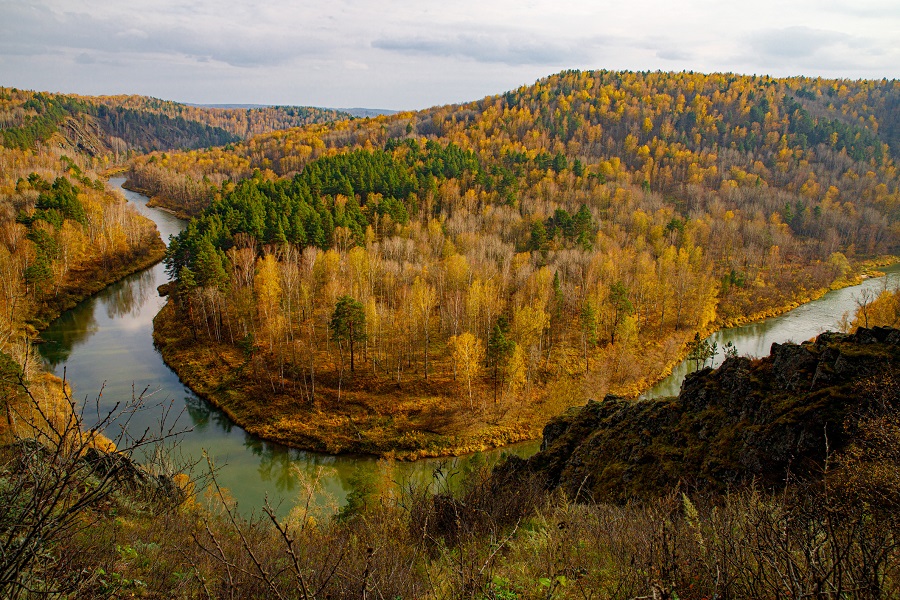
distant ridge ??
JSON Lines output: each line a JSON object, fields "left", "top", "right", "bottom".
{"left": 186, "top": 103, "right": 272, "bottom": 109}
{"left": 0, "top": 89, "right": 352, "bottom": 153}
{"left": 186, "top": 104, "right": 397, "bottom": 118}
{"left": 339, "top": 107, "right": 399, "bottom": 118}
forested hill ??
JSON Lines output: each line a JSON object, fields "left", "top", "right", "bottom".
{"left": 145, "top": 70, "right": 900, "bottom": 457}
{"left": 90, "top": 95, "right": 350, "bottom": 140}
{"left": 155, "top": 70, "right": 900, "bottom": 317}
{"left": 0, "top": 87, "right": 348, "bottom": 159}
{"left": 132, "top": 70, "right": 900, "bottom": 214}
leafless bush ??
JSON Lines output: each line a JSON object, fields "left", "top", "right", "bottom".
{"left": 0, "top": 373, "right": 193, "bottom": 599}
{"left": 15, "top": 372, "right": 891, "bottom": 599}
{"left": 192, "top": 461, "right": 439, "bottom": 599}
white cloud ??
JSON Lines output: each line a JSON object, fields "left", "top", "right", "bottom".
{"left": 0, "top": 0, "right": 897, "bottom": 109}
{"left": 747, "top": 26, "right": 851, "bottom": 59}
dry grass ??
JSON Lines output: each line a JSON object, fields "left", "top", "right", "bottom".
{"left": 6, "top": 376, "right": 900, "bottom": 599}
{"left": 45, "top": 458, "right": 900, "bottom": 599}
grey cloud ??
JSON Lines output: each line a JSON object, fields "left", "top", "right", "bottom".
{"left": 656, "top": 49, "right": 692, "bottom": 61}
{"left": 747, "top": 26, "right": 849, "bottom": 59}
{"left": 372, "top": 32, "right": 601, "bottom": 66}
{"left": 0, "top": 2, "right": 334, "bottom": 69}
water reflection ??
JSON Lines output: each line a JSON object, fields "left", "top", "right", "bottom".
{"left": 182, "top": 394, "right": 212, "bottom": 431}
{"left": 183, "top": 393, "right": 237, "bottom": 433}
{"left": 38, "top": 305, "right": 99, "bottom": 367}
{"left": 244, "top": 437, "right": 300, "bottom": 492}
{"left": 104, "top": 268, "right": 156, "bottom": 320}
{"left": 39, "top": 268, "right": 162, "bottom": 369}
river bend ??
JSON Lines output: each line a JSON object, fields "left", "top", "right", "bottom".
{"left": 37, "top": 178, "right": 899, "bottom": 511}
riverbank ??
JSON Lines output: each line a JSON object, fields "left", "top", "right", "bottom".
{"left": 152, "top": 301, "right": 540, "bottom": 459}
{"left": 634, "top": 256, "right": 900, "bottom": 400}
{"left": 121, "top": 179, "right": 196, "bottom": 221}
{"left": 30, "top": 237, "right": 166, "bottom": 332}
{"left": 6, "top": 187, "right": 166, "bottom": 447}
{"left": 151, "top": 255, "right": 899, "bottom": 459}
{"left": 717, "top": 255, "right": 899, "bottom": 330}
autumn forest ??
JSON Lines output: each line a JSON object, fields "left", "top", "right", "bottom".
{"left": 122, "top": 70, "right": 900, "bottom": 456}
{"left": 1, "top": 65, "right": 900, "bottom": 599}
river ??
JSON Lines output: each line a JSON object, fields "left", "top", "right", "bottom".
{"left": 37, "top": 179, "right": 899, "bottom": 513}
{"left": 37, "top": 178, "right": 534, "bottom": 514}
{"left": 642, "top": 262, "right": 900, "bottom": 399}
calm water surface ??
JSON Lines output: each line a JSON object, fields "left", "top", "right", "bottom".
{"left": 37, "top": 179, "right": 898, "bottom": 512}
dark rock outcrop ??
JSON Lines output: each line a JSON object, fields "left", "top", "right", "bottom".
{"left": 500, "top": 327, "right": 900, "bottom": 503}
{"left": 2, "top": 439, "right": 185, "bottom": 505}
{"left": 81, "top": 447, "right": 185, "bottom": 503}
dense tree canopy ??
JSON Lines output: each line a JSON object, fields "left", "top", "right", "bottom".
{"left": 0, "top": 87, "right": 347, "bottom": 159}
{"left": 148, "top": 69, "right": 899, "bottom": 455}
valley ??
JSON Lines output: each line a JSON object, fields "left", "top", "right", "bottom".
{"left": 1, "top": 68, "right": 899, "bottom": 598}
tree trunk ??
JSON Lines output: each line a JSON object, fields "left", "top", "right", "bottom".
{"left": 423, "top": 324, "right": 429, "bottom": 381}
{"left": 349, "top": 322, "right": 355, "bottom": 372}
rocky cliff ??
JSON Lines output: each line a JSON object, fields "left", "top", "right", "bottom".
{"left": 500, "top": 327, "right": 900, "bottom": 502}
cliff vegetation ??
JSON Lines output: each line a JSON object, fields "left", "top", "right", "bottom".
{"left": 4, "top": 328, "right": 900, "bottom": 599}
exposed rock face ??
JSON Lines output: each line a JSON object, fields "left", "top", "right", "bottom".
{"left": 501, "top": 327, "right": 900, "bottom": 503}
{"left": 3, "top": 439, "right": 184, "bottom": 504}
{"left": 81, "top": 447, "right": 185, "bottom": 503}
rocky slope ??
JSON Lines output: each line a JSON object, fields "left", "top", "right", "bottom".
{"left": 498, "top": 327, "right": 900, "bottom": 502}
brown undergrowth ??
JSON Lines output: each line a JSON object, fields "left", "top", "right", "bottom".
{"left": 152, "top": 300, "right": 546, "bottom": 459}
{"left": 13, "top": 427, "right": 898, "bottom": 600}
{"left": 151, "top": 256, "right": 897, "bottom": 459}
{"left": 153, "top": 293, "right": 695, "bottom": 459}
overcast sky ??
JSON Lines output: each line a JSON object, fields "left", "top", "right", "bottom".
{"left": 1, "top": 0, "right": 898, "bottom": 111}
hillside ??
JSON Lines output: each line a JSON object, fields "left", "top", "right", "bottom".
{"left": 142, "top": 70, "right": 899, "bottom": 457}
{"left": 91, "top": 95, "right": 350, "bottom": 140}
{"left": 132, "top": 71, "right": 900, "bottom": 229}
{"left": 0, "top": 88, "right": 348, "bottom": 161}
{"left": 502, "top": 326, "right": 900, "bottom": 502}
{"left": 0, "top": 145, "right": 166, "bottom": 450}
